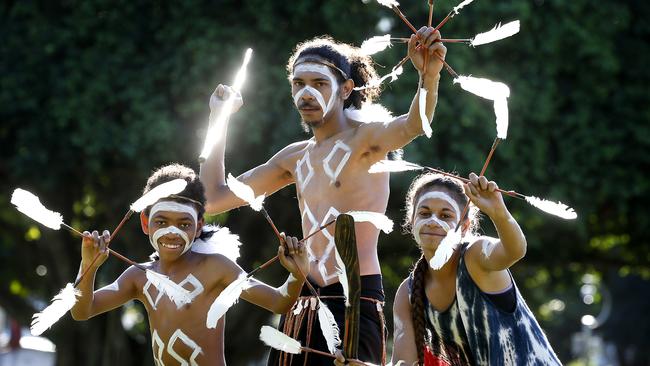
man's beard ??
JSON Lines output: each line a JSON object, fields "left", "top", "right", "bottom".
{"left": 300, "top": 117, "right": 324, "bottom": 133}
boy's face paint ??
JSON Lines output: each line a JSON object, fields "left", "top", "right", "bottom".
{"left": 412, "top": 191, "right": 461, "bottom": 245}
{"left": 148, "top": 201, "right": 198, "bottom": 255}
{"left": 292, "top": 63, "right": 340, "bottom": 121}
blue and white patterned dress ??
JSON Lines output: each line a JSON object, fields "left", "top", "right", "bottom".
{"left": 410, "top": 244, "right": 562, "bottom": 365}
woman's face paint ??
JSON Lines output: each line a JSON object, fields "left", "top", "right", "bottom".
{"left": 412, "top": 191, "right": 461, "bottom": 245}
{"left": 292, "top": 63, "right": 340, "bottom": 118}
{"left": 148, "top": 201, "right": 198, "bottom": 255}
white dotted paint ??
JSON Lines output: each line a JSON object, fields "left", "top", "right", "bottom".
{"left": 295, "top": 151, "right": 314, "bottom": 192}
{"left": 167, "top": 329, "right": 203, "bottom": 366}
{"left": 322, "top": 140, "right": 352, "bottom": 184}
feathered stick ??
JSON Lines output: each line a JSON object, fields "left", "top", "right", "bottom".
{"left": 471, "top": 21, "right": 520, "bottom": 47}
{"left": 75, "top": 178, "right": 188, "bottom": 287}
{"left": 434, "top": 0, "right": 476, "bottom": 31}
{"left": 30, "top": 283, "right": 79, "bottom": 336}
{"left": 260, "top": 326, "right": 366, "bottom": 361}
{"left": 12, "top": 188, "right": 192, "bottom": 335}
{"left": 453, "top": 75, "right": 510, "bottom": 140}
{"left": 199, "top": 48, "right": 253, "bottom": 162}
{"left": 368, "top": 160, "right": 578, "bottom": 219}
{"left": 206, "top": 273, "right": 252, "bottom": 328}
{"left": 360, "top": 35, "right": 472, "bottom": 56}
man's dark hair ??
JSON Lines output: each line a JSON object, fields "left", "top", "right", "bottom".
{"left": 287, "top": 36, "right": 381, "bottom": 109}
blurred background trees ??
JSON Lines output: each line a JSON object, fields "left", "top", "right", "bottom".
{"left": 1, "top": 0, "right": 648, "bottom": 364}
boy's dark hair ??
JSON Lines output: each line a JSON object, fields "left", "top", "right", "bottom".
{"left": 287, "top": 36, "right": 381, "bottom": 109}
{"left": 142, "top": 163, "right": 206, "bottom": 217}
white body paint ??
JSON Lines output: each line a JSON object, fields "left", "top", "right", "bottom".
{"left": 295, "top": 151, "right": 314, "bottom": 191}
{"left": 292, "top": 63, "right": 339, "bottom": 117}
{"left": 101, "top": 281, "right": 120, "bottom": 292}
{"left": 300, "top": 202, "right": 341, "bottom": 281}
{"left": 143, "top": 274, "right": 205, "bottom": 310}
{"left": 322, "top": 140, "right": 352, "bottom": 184}
{"left": 148, "top": 201, "right": 198, "bottom": 255}
{"left": 151, "top": 329, "right": 203, "bottom": 366}
{"left": 412, "top": 192, "right": 461, "bottom": 245}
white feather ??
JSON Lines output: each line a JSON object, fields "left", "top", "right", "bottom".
{"left": 191, "top": 225, "right": 242, "bottom": 262}
{"left": 259, "top": 325, "right": 302, "bottom": 354}
{"left": 376, "top": 0, "right": 400, "bottom": 7}
{"left": 419, "top": 88, "right": 433, "bottom": 138}
{"left": 453, "top": 0, "right": 475, "bottom": 15}
{"left": 226, "top": 173, "right": 265, "bottom": 211}
{"left": 346, "top": 211, "right": 394, "bottom": 233}
{"left": 130, "top": 179, "right": 188, "bottom": 212}
{"left": 453, "top": 75, "right": 510, "bottom": 102}
{"left": 361, "top": 34, "right": 392, "bottom": 55}
{"left": 429, "top": 230, "right": 462, "bottom": 270}
{"left": 334, "top": 249, "right": 350, "bottom": 307}
{"left": 317, "top": 300, "right": 341, "bottom": 354}
{"left": 368, "top": 159, "right": 423, "bottom": 174}
{"left": 11, "top": 189, "right": 64, "bottom": 230}
{"left": 354, "top": 65, "right": 403, "bottom": 91}
{"left": 30, "top": 283, "right": 79, "bottom": 336}
{"left": 494, "top": 97, "right": 509, "bottom": 139}
{"left": 344, "top": 103, "right": 394, "bottom": 123}
{"left": 145, "top": 270, "right": 193, "bottom": 308}
{"left": 525, "top": 196, "right": 577, "bottom": 220}
{"left": 206, "top": 273, "right": 252, "bottom": 328}
{"left": 232, "top": 48, "right": 253, "bottom": 92}
{"left": 471, "top": 20, "right": 520, "bottom": 47}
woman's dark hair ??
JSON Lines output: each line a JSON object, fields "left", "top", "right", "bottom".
{"left": 404, "top": 172, "right": 480, "bottom": 364}
{"left": 287, "top": 36, "right": 381, "bottom": 109}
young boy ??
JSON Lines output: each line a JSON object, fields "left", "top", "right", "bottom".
{"left": 71, "top": 163, "right": 309, "bottom": 365}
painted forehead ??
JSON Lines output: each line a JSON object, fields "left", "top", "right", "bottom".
{"left": 149, "top": 201, "right": 198, "bottom": 223}
{"left": 415, "top": 190, "right": 462, "bottom": 218}
{"left": 293, "top": 55, "right": 349, "bottom": 79}
{"left": 292, "top": 63, "right": 338, "bottom": 81}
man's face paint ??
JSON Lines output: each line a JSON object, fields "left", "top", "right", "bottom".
{"left": 148, "top": 201, "right": 198, "bottom": 255}
{"left": 412, "top": 191, "right": 461, "bottom": 245}
{"left": 292, "top": 63, "right": 340, "bottom": 118}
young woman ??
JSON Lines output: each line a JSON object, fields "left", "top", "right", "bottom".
{"left": 390, "top": 172, "right": 561, "bottom": 365}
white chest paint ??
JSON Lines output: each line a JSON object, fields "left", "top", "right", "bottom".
{"left": 143, "top": 274, "right": 205, "bottom": 310}
{"left": 151, "top": 329, "right": 203, "bottom": 366}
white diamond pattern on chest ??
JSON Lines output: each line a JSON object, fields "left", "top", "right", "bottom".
{"left": 151, "top": 330, "right": 165, "bottom": 366}
{"left": 295, "top": 151, "right": 314, "bottom": 192}
{"left": 143, "top": 274, "right": 204, "bottom": 310}
{"left": 143, "top": 280, "right": 164, "bottom": 310}
{"left": 167, "top": 329, "right": 203, "bottom": 366}
{"left": 301, "top": 202, "right": 319, "bottom": 261}
{"left": 322, "top": 140, "right": 352, "bottom": 184}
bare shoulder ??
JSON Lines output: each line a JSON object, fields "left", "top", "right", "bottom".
{"left": 194, "top": 252, "right": 243, "bottom": 283}
{"left": 465, "top": 235, "right": 499, "bottom": 260}
{"left": 393, "top": 278, "right": 412, "bottom": 311}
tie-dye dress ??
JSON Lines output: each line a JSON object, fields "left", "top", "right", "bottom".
{"left": 410, "top": 244, "right": 562, "bottom": 365}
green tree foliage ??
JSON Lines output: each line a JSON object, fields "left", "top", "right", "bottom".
{"left": 1, "top": 1, "right": 648, "bottom": 364}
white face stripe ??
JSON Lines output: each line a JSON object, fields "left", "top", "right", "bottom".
{"left": 293, "top": 63, "right": 340, "bottom": 116}
{"left": 413, "top": 191, "right": 461, "bottom": 245}
{"left": 148, "top": 201, "right": 198, "bottom": 255}
{"left": 416, "top": 191, "right": 461, "bottom": 219}
{"left": 149, "top": 201, "right": 198, "bottom": 225}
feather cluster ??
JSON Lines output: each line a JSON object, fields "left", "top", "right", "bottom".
{"left": 368, "top": 159, "right": 423, "bottom": 174}
{"left": 226, "top": 173, "right": 265, "bottom": 211}
{"left": 344, "top": 103, "right": 395, "bottom": 123}
{"left": 376, "top": 0, "right": 400, "bottom": 7}
{"left": 259, "top": 326, "right": 302, "bottom": 354}
{"left": 453, "top": 75, "right": 510, "bottom": 139}
{"left": 317, "top": 300, "right": 341, "bottom": 354}
{"left": 419, "top": 88, "right": 433, "bottom": 138}
{"left": 31, "top": 283, "right": 80, "bottom": 336}
{"left": 11, "top": 189, "right": 64, "bottom": 230}
{"left": 354, "top": 65, "right": 403, "bottom": 91}
{"left": 206, "top": 273, "right": 252, "bottom": 328}
{"left": 471, "top": 21, "right": 520, "bottom": 47}
{"left": 145, "top": 270, "right": 193, "bottom": 308}
{"left": 429, "top": 230, "right": 462, "bottom": 270}
{"left": 525, "top": 196, "right": 577, "bottom": 220}
{"left": 192, "top": 225, "right": 242, "bottom": 262}
{"left": 361, "top": 34, "right": 392, "bottom": 56}
{"left": 130, "top": 179, "right": 188, "bottom": 212}
{"left": 334, "top": 249, "right": 350, "bottom": 306}
{"left": 346, "top": 211, "right": 394, "bottom": 233}
{"left": 453, "top": 0, "right": 476, "bottom": 15}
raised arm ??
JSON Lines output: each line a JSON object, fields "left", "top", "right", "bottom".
{"left": 464, "top": 173, "right": 527, "bottom": 272}
{"left": 199, "top": 84, "right": 297, "bottom": 215}
{"left": 71, "top": 230, "right": 138, "bottom": 320}
{"left": 391, "top": 280, "right": 418, "bottom": 366}
{"left": 359, "top": 27, "right": 446, "bottom": 155}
